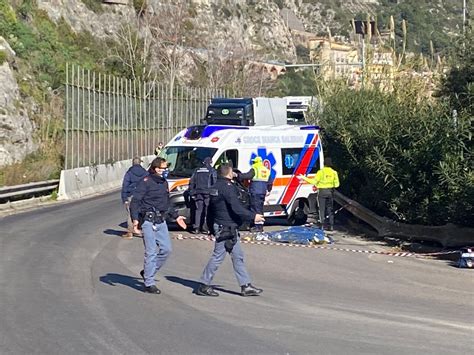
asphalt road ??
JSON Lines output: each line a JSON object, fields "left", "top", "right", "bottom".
{"left": 0, "top": 192, "right": 473, "bottom": 354}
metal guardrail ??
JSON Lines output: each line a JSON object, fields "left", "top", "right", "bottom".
{"left": 0, "top": 180, "right": 59, "bottom": 203}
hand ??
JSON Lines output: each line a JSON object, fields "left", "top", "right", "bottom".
{"left": 254, "top": 214, "right": 265, "bottom": 224}
{"left": 176, "top": 216, "right": 187, "bottom": 230}
{"left": 132, "top": 220, "right": 140, "bottom": 234}
{"left": 296, "top": 174, "right": 304, "bottom": 181}
{"left": 124, "top": 200, "right": 129, "bottom": 205}
{"left": 232, "top": 172, "right": 238, "bottom": 178}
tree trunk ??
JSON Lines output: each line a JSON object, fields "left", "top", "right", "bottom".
{"left": 333, "top": 191, "right": 474, "bottom": 248}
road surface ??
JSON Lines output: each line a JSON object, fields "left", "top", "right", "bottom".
{"left": 0, "top": 192, "right": 472, "bottom": 354}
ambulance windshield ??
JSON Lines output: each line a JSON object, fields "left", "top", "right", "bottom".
{"left": 160, "top": 146, "right": 218, "bottom": 178}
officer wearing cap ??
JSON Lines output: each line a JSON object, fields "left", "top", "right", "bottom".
{"left": 189, "top": 157, "right": 217, "bottom": 234}
{"left": 196, "top": 164, "right": 265, "bottom": 297}
{"left": 121, "top": 156, "right": 148, "bottom": 239}
{"left": 130, "top": 157, "right": 186, "bottom": 294}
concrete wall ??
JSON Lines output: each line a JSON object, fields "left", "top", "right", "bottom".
{"left": 58, "top": 155, "right": 156, "bottom": 200}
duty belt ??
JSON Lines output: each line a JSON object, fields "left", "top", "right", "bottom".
{"left": 143, "top": 210, "right": 164, "bottom": 225}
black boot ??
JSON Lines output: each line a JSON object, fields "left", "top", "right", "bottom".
{"left": 144, "top": 285, "right": 161, "bottom": 294}
{"left": 196, "top": 284, "right": 219, "bottom": 297}
{"left": 140, "top": 269, "right": 145, "bottom": 281}
{"left": 241, "top": 283, "right": 263, "bottom": 296}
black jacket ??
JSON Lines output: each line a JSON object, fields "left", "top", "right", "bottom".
{"left": 130, "top": 174, "right": 178, "bottom": 221}
{"left": 208, "top": 176, "right": 256, "bottom": 228}
{"left": 189, "top": 163, "right": 217, "bottom": 195}
{"left": 121, "top": 164, "right": 148, "bottom": 203}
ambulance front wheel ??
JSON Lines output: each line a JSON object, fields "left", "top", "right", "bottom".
{"left": 289, "top": 199, "right": 308, "bottom": 226}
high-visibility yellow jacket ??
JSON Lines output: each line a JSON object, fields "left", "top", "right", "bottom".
{"left": 300, "top": 166, "right": 340, "bottom": 189}
{"left": 252, "top": 160, "right": 270, "bottom": 182}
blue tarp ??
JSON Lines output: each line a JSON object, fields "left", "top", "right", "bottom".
{"left": 255, "top": 226, "right": 333, "bottom": 245}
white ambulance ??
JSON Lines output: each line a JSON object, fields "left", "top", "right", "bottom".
{"left": 160, "top": 124, "right": 323, "bottom": 224}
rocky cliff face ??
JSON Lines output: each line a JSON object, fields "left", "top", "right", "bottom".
{"left": 36, "top": 0, "right": 136, "bottom": 38}
{"left": 0, "top": 60, "right": 35, "bottom": 166}
{"left": 0, "top": 0, "right": 380, "bottom": 167}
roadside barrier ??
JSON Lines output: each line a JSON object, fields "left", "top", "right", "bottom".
{"left": 58, "top": 155, "right": 156, "bottom": 200}
{"left": 0, "top": 180, "right": 59, "bottom": 203}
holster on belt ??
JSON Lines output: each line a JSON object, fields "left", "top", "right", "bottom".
{"left": 140, "top": 210, "right": 164, "bottom": 225}
{"left": 216, "top": 225, "right": 238, "bottom": 253}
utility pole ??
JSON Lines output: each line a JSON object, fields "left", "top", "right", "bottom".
{"left": 463, "top": 0, "right": 467, "bottom": 34}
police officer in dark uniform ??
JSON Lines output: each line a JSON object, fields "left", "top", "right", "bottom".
{"left": 130, "top": 157, "right": 186, "bottom": 294}
{"left": 189, "top": 157, "right": 217, "bottom": 234}
{"left": 237, "top": 157, "right": 273, "bottom": 232}
{"left": 196, "top": 164, "right": 265, "bottom": 297}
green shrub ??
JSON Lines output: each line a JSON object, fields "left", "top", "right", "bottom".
{"left": 0, "top": 50, "right": 7, "bottom": 64}
{"left": 318, "top": 81, "right": 473, "bottom": 227}
{"left": 133, "top": 0, "right": 146, "bottom": 15}
{"left": 222, "top": 7, "right": 232, "bottom": 18}
{"left": 81, "top": 0, "right": 104, "bottom": 14}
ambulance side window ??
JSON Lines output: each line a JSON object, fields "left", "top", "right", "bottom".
{"left": 215, "top": 150, "right": 239, "bottom": 169}
{"left": 281, "top": 148, "right": 319, "bottom": 175}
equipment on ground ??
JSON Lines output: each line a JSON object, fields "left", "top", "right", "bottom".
{"left": 458, "top": 247, "right": 474, "bottom": 268}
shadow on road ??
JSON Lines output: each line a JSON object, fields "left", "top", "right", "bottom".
{"left": 100, "top": 273, "right": 143, "bottom": 291}
{"left": 212, "top": 286, "right": 242, "bottom": 296}
{"left": 103, "top": 229, "right": 125, "bottom": 237}
{"left": 165, "top": 276, "right": 200, "bottom": 293}
{"left": 165, "top": 276, "right": 241, "bottom": 296}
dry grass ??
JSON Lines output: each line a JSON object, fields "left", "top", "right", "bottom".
{"left": 0, "top": 146, "right": 62, "bottom": 187}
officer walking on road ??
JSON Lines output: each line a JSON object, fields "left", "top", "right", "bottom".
{"left": 298, "top": 157, "right": 340, "bottom": 231}
{"left": 121, "top": 156, "right": 148, "bottom": 239}
{"left": 130, "top": 157, "right": 187, "bottom": 294}
{"left": 248, "top": 156, "right": 272, "bottom": 232}
{"left": 197, "top": 164, "right": 265, "bottom": 297}
{"left": 189, "top": 157, "right": 217, "bottom": 234}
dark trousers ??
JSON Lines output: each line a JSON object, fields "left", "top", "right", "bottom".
{"left": 192, "top": 193, "right": 210, "bottom": 231}
{"left": 199, "top": 224, "right": 251, "bottom": 286}
{"left": 250, "top": 193, "right": 265, "bottom": 231}
{"left": 317, "top": 189, "right": 334, "bottom": 227}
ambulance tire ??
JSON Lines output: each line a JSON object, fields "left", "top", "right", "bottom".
{"left": 289, "top": 199, "right": 307, "bottom": 226}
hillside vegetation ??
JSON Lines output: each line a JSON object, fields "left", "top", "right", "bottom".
{"left": 0, "top": 1, "right": 472, "bottom": 227}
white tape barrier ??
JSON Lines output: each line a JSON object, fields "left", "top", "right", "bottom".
{"left": 58, "top": 155, "right": 156, "bottom": 200}
{"left": 172, "top": 233, "right": 460, "bottom": 259}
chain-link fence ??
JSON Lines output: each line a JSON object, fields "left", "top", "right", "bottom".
{"left": 64, "top": 63, "right": 228, "bottom": 169}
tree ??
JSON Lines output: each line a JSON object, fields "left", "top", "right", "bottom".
{"left": 318, "top": 77, "right": 473, "bottom": 227}
{"left": 439, "top": 27, "right": 474, "bottom": 116}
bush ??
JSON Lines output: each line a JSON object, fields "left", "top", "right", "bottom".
{"left": 318, "top": 80, "right": 473, "bottom": 226}
{"left": 133, "top": 0, "right": 147, "bottom": 15}
{"left": 0, "top": 50, "right": 7, "bottom": 64}
{"left": 81, "top": 0, "right": 104, "bottom": 14}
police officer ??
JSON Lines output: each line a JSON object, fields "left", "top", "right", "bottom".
{"left": 130, "top": 157, "right": 186, "bottom": 294}
{"left": 196, "top": 164, "right": 265, "bottom": 297}
{"left": 189, "top": 157, "right": 217, "bottom": 234}
{"left": 121, "top": 156, "right": 148, "bottom": 239}
{"left": 248, "top": 156, "right": 272, "bottom": 232}
{"left": 298, "top": 157, "right": 340, "bottom": 230}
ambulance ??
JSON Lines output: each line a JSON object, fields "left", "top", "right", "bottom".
{"left": 160, "top": 123, "right": 323, "bottom": 224}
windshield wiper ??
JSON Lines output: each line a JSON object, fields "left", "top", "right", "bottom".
{"left": 168, "top": 171, "right": 190, "bottom": 178}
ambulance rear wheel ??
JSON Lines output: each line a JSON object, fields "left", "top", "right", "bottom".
{"left": 289, "top": 199, "right": 307, "bottom": 226}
